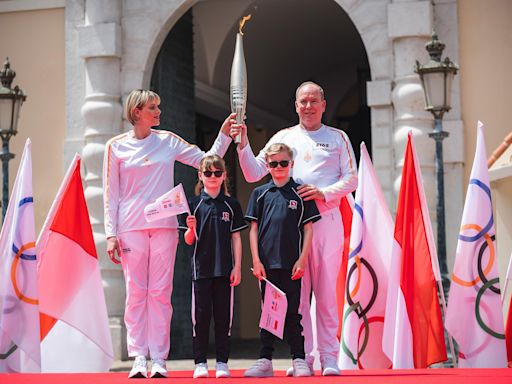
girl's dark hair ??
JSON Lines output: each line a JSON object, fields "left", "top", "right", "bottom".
{"left": 195, "top": 155, "right": 230, "bottom": 196}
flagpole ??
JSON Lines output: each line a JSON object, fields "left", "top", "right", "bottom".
{"left": 437, "top": 278, "right": 457, "bottom": 367}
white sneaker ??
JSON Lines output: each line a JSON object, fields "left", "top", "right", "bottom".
{"left": 129, "top": 356, "right": 148, "bottom": 378}
{"left": 286, "top": 358, "right": 314, "bottom": 376}
{"left": 193, "top": 362, "right": 209, "bottom": 378}
{"left": 244, "top": 358, "right": 273, "bottom": 377}
{"left": 292, "top": 358, "right": 312, "bottom": 377}
{"left": 321, "top": 357, "right": 340, "bottom": 376}
{"left": 215, "top": 362, "right": 231, "bottom": 378}
{"left": 150, "top": 358, "right": 167, "bottom": 378}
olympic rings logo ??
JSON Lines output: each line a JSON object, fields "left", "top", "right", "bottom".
{"left": 341, "top": 203, "right": 390, "bottom": 368}
{"left": 0, "top": 196, "right": 37, "bottom": 361}
{"left": 451, "top": 178, "right": 504, "bottom": 351}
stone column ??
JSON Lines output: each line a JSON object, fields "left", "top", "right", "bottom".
{"left": 388, "top": 1, "right": 437, "bottom": 213}
{"left": 78, "top": 0, "right": 126, "bottom": 360}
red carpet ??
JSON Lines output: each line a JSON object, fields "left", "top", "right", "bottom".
{"left": 1, "top": 368, "right": 511, "bottom": 384}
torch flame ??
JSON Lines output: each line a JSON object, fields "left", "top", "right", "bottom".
{"left": 239, "top": 14, "right": 251, "bottom": 35}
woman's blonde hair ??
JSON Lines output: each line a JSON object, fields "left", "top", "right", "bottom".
{"left": 125, "top": 89, "right": 161, "bottom": 125}
{"left": 264, "top": 143, "right": 294, "bottom": 161}
{"left": 195, "top": 155, "right": 230, "bottom": 196}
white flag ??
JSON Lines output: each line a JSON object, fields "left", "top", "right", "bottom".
{"left": 445, "top": 121, "right": 507, "bottom": 367}
{"left": 0, "top": 139, "right": 41, "bottom": 372}
{"left": 144, "top": 183, "right": 190, "bottom": 222}
{"left": 339, "top": 142, "right": 393, "bottom": 369}
{"left": 259, "top": 278, "right": 287, "bottom": 340}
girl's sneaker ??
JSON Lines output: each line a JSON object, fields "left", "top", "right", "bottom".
{"left": 193, "top": 362, "right": 209, "bottom": 378}
{"left": 215, "top": 362, "right": 230, "bottom": 378}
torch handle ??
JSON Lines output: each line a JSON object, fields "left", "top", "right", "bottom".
{"left": 234, "top": 105, "right": 244, "bottom": 144}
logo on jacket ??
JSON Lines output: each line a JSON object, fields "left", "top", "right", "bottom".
{"left": 288, "top": 200, "right": 298, "bottom": 210}
{"left": 222, "top": 212, "right": 230, "bottom": 222}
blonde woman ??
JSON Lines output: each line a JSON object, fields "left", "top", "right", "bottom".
{"left": 103, "top": 89, "right": 235, "bottom": 378}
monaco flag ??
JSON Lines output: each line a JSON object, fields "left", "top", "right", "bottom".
{"left": 336, "top": 193, "right": 354, "bottom": 341}
{"left": 506, "top": 252, "right": 512, "bottom": 367}
{"left": 36, "top": 154, "right": 113, "bottom": 372}
{"left": 0, "top": 139, "right": 40, "bottom": 372}
{"left": 339, "top": 142, "right": 393, "bottom": 369}
{"left": 503, "top": 255, "right": 512, "bottom": 368}
{"left": 382, "top": 132, "right": 447, "bottom": 368}
{"left": 445, "top": 122, "right": 507, "bottom": 368}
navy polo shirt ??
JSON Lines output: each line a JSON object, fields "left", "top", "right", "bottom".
{"left": 245, "top": 178, "right": 321, "bottom": 271}
{"left": 178, "top": 189, "right": 248, "bottom": 280}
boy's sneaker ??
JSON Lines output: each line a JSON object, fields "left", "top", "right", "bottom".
{"left": 292, "top": 358, "right": 312, "bottom": 377}
{"left": 215, "top": 362, "right": 231, "bottom": 378}
{"left": 150, "top": 358, "right": 167, "bottom": 378}
{"left": 128, "top": 356, "right": 148, "bottom": 378}
{"left": 321, "top": 356, "right": 340, "bottom": 376}
{"left": 286, "top": 358, "right": 314, "bottom": 376}
{"left": 193, "top": 362, "right": 209, "bottom": 378}
{"left": 244, "top": 358, "right": 273, "bottom": 377}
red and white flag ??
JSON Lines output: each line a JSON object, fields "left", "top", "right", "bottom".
{"left": 445, "top": 121, "right": 507, "bottom": 368}
{"left": 382, "top": 132, "right": 447, "bottom": 368}
{"left": 37, "top": 154, "right": 113, "bottom": 372}
{"left": 336, "top": 193, "right": 355, "bottom": 340}
{"left": 339, "top": 143, "right": 394, "bottom": 369}
{"left": 505, "top": 252, "right": 512, "bottom": 367}
{"left": 0, "top": 139, "right": 40, "bottom": 372}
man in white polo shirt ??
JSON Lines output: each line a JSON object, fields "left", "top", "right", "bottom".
{"left": 231, "top": 81, "right": 357, "bottom": 376}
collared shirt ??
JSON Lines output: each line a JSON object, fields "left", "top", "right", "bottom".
{"left": 245, "top": 178, "right": 321, "bottom": 270}
{"left": 178, "top": 189, "right": 248, "bottom": 280}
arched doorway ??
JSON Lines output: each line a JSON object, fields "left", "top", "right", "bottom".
{"left": 149, "top": 0, "right": 370, "bottom": 358}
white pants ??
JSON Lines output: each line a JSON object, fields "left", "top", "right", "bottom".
{"left": 299, "top": 208, "right": 344, "bottom": 364}
{"left": 118, "top": 228, "right": 178, "bottom": 359}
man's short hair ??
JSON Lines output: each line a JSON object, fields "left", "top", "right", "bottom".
{"left": 295, "top": 81, "right": 325, "bottom": 100}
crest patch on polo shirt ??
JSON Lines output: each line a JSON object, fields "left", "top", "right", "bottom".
{"left": 288, "top": 200, "right": 298, "bottom": 210}
{"left": 222, "top": 211, "right": 230, "bottom": 222}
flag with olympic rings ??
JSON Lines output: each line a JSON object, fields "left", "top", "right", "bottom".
{"left": 445, "top": 121, "right": 507, "bottom": 368}
{"left": 0, "top": 139, "right": 41, "bottom": 372}
{"left": 339, "top": 143, "right": 393, "bottom": 369}
{"left": 339, "top": 142, "right": 394, "bottom": 369}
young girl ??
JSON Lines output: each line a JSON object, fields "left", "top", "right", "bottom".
{"left": 178, "top": 155, "right": 247, "bottom": 378}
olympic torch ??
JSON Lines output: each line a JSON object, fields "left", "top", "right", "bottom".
{"left": 230, "top": 15, "right": 251, "bottom": 144}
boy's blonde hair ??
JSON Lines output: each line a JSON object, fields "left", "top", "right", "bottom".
{"left": 264, "top": 143, "right": 294, "bottom": 161}
{"left": 195, "top": 155, "right": 230, "bottom": 196}
{"left": 125, "top": 89, "right": 161, "bottom": 125}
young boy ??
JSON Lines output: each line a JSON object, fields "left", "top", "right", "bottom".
{"left": 244, "top": 143, "right": 321, "bottom": 377}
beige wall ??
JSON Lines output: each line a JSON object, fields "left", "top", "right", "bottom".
{"left": 459, "top": 0, "right": 512, "bottom": 183}
{"left": 459, "top": 0, "right": 512, "bottom": 294}
{"left": 0, "top": 8, "right": 66, "bottom": 231}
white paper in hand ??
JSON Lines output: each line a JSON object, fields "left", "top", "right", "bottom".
{"left": 259, "top": 278, "right": 287, "bottom": 340}
{"left": 144, "top": 183, "right": 190, "bottom": 222}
